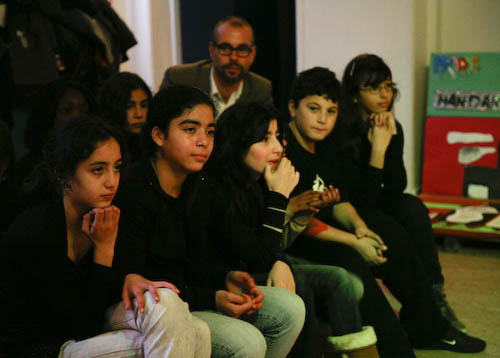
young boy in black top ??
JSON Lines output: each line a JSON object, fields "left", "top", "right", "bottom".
{"left": 284, "top": 67, "right": 485, "bottom": 355}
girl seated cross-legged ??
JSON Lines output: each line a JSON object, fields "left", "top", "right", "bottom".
{"left": 113, "top": 85, "right": 306, "bottom": 358}
{"left": 337, "top": 53, "right": 466, "bottom": 333}
{"left": 0, "top": 115, "right": 211, "bottom": 357}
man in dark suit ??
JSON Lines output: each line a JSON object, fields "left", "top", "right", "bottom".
{"left": 160, "top": 16, "right": 273, "bottom": 118}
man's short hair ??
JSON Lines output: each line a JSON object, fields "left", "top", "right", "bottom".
{"left": 211, "top": 16, "right": 255, "bottom": 45}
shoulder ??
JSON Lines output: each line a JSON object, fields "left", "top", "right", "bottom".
{"left": 2, "top": 198, "right": 63, "bottom": 252}
{"left": 165, "top": 60, "right": 211, "bottom": 81}
{"left": 115, "top": 161, "right": 156, "bottom": 208}
{"left": 245, "top": 71, "right": 272, "bottom": 88}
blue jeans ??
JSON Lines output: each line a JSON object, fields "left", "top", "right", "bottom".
{"left": 288, "top": 254, "right": 364, "bottom": 335}
{"left": 193, "top": 286, "right": 305, "bottom": 358}
{"left": 286, "top": 255, "right": 364, "bottom": 358}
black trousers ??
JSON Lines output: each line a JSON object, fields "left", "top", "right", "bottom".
{"left": 378, "top": 193, "right": 444, "bottom": 284}
{"left": 288, "top": 208, "right": 449, "bottom": 357}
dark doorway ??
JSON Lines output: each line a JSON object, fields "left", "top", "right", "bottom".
{"left": 179, "top": 0, "right": 296, "bottom": 116}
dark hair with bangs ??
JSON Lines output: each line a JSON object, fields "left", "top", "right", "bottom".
{"left": 207, "top": 102, "right": 281, "bottom": 222}
{"left": 98, "top": 72, "right": 153, "bottom": 130}
{"left": 289, "top": 67, "right": 341, "bottom": 114}
{"left": 24, "top": 115, "right": 125, "bottom": 199}
{"left": 339, "top": 54, "right": 399, "bottom": 156}
{"left": 143, "top": 85, "right": 215, "bottom": 159}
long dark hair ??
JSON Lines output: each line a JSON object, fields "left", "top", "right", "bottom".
{"left": 339, "top": 54, "right": 399, "bottom": 157}
{"left": 98, "top": 72, "right": 153, "bottom": 129}
{"left": 208, "top": 102, "right": 281, "bottom": 222}
{"left": 24, "top": 115, "right": 125, "bottom": 200}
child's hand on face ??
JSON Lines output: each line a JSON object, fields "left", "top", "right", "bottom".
{"left": 82, "top": 206, "right": 120, "bottom": 248}
{"left": 82, "top": 206, "right": 120, "bottom": 266}
{"left": 368, "top": 113, "right": 394, "bottom": 153}
{"left": 370, "top": 112, "right": 397, "bottom": 134}
{"left": 264, "top": 157, "right": 300, "bottom": 198}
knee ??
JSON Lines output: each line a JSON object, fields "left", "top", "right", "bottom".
{"left": 193, "top": 318, "right": 211, "bottom": 349}
{"left": 327, "top": 267, "right": 364, "bottom": 303}
{"left": 143, "top": 288, "right": 190, "bottom": 322}
{"left": 234, "top": 327, "right": 267, "bottom": 357}
{"left": 348, "top": 272, "right": 364, "bottom": 302}
{"left": 401, "top": 194, "right": 429, "bottom": 218}
{"left": 266, "top": 287, "right": 306, "bottom": 331}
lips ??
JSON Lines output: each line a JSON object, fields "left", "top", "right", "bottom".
{"left": 379, "top": 102, "right": 390, "bottom": 108}
{"left": 223, "top": 63, "right": 243, "bottom": 73}
{"left": 101, "top": 193, "right": 115, "bottom": 201}
{"left": 192, "top": 154, "right": 208, "bottom": 162}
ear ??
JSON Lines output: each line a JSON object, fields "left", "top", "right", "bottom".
{"left": 151, "top": 126, "right": 165, "bottom": 147}
{"left": 288, "top": 100, "right": 297, "bottom": 118}
{"left": 209, "top": 41, "right": 216, "bottom": 60}
{"left": 248, "top": 45, "right": 257, "bottom": 65}
{"left": 59, "top": 176, "right": 72, "bottom": 195}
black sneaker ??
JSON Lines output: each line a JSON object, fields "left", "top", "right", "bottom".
{"left": 426, "top": 327, "right": 486, "bottom": 353}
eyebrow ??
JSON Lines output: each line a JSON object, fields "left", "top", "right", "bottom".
{"left": 88, "top": 158, "right": 122, "bottom": 166}
{"left": 179, "top": 119, "right": 216, "bottom": 128}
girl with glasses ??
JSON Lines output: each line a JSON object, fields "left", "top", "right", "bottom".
{"left": 338, "top": 53, "right": 468, "bottom": 333}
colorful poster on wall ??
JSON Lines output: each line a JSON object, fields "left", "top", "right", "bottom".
{"left": 427, "top": 52, "right": 500, "bottom": 118}
{"left": 421, "top": 116, "right": 500, "bottom": 197}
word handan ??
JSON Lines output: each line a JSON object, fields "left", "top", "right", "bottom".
{"left": 434, "top": 90, "right": 500, "bottom": 111}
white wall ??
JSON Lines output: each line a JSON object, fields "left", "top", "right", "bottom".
{"left": 111, "top": 0, "right": 181, "bottom": 93}
{"left": 296, "top": 0, "right": 417, "bottom": 192}
{"left": 297, "top": 0, "right": 500, "bottom": 193}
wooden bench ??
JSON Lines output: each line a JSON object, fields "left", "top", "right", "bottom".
{"left": 419, "top": 194, "right": 500, "bottom": 241}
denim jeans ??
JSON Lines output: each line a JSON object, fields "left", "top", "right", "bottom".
{"left": 286, "top": 255, "right": 364, "bottom": 358}
{"left": 288, "top": 255, "right": 364, "bottom": 335}
{"left": 193, "top": 286, "right": 305, "bottom": 358}
{"left": 59, "top": 288, "right": 211, "bottom": 357}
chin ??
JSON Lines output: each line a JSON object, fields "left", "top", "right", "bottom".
{"left": 185, "top": 163, "right": 205, "bottom": 173}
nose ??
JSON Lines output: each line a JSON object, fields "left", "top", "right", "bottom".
{"left": 197, "top": 131, "right": 211, "bottom": 147}
{"left": 379, "top": 88, "right": 389, "bottom": 99}
{"left": 104, "top": 170, "right": 119, "bottom": 190}
{"left": 271, "top": 136, "right": 283, "bottom": 155}
{"left": 230, "top": 49, "right": 238, "bottom": 61}
{"left": 135, "top": 103, "right": 145, "bottom": 118}
{"left": 318, "top": 110, "right": 328, "bottom": 124}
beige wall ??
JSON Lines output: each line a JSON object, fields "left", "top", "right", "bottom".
{"left": 413, "top": 0, "right": 500, "bottom": 185}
